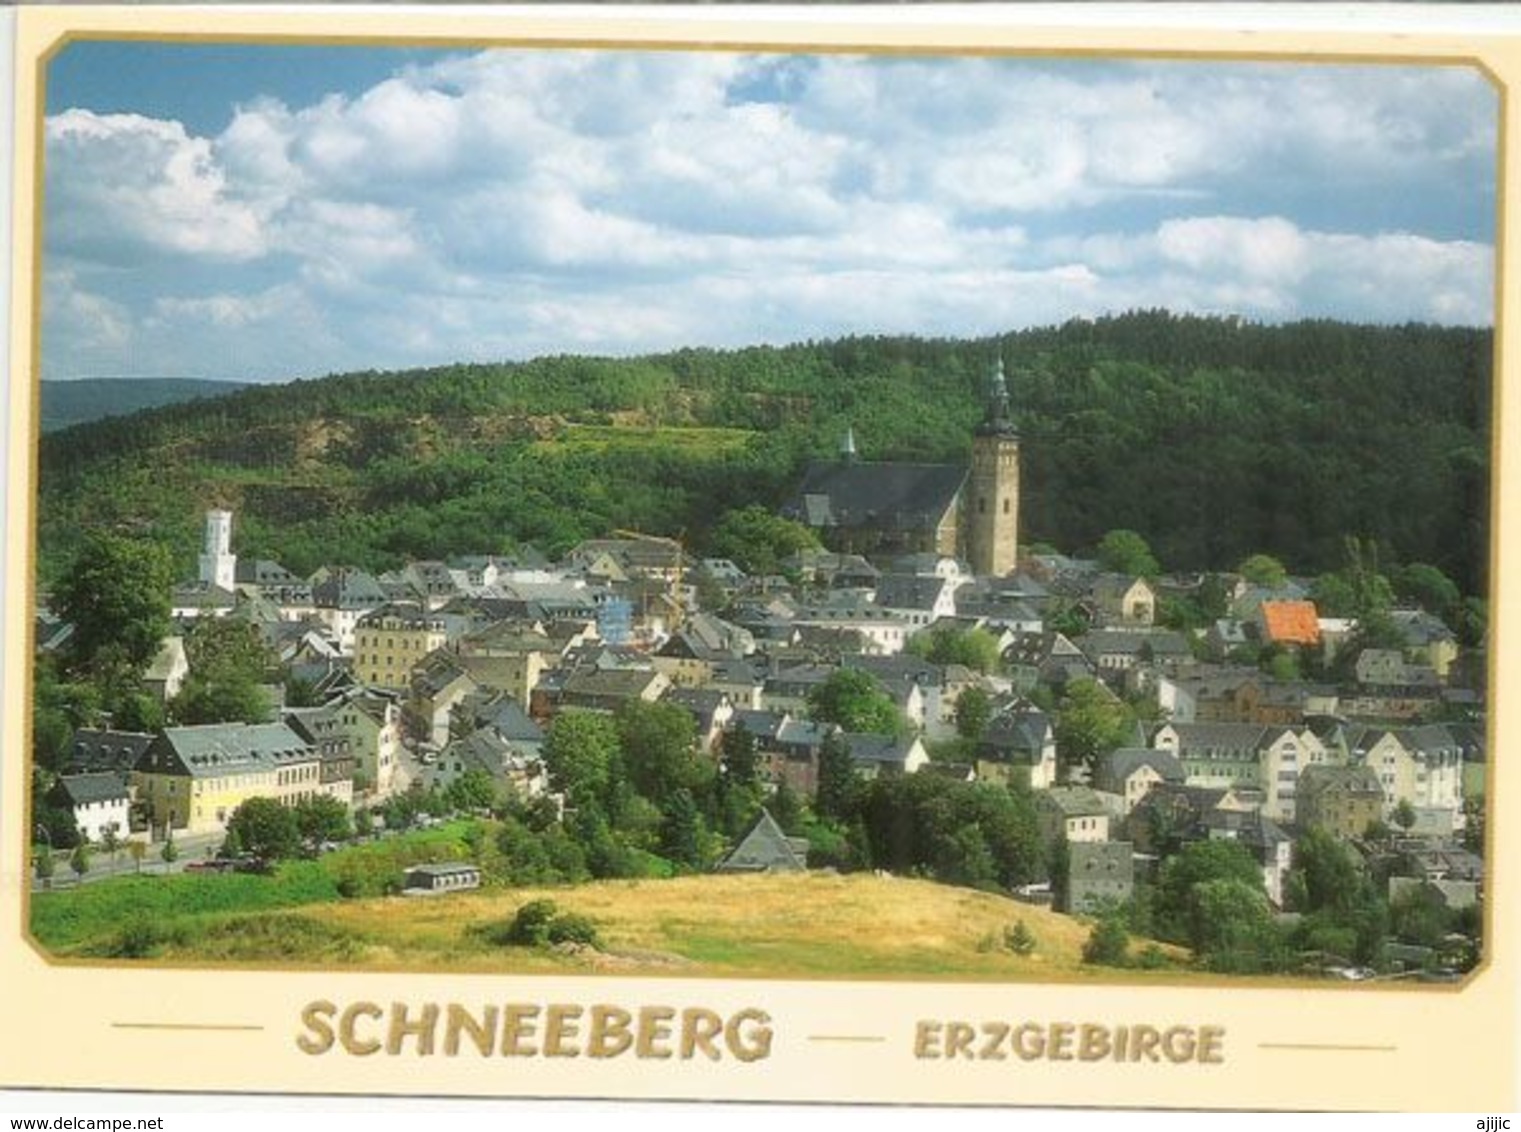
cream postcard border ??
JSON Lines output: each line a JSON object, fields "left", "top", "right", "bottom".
{"left": 2, "top": 4, "right": 1516, "bottom": 1112}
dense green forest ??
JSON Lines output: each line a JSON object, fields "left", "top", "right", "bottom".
{"left": 36, "top": 312, "right": 1492, "bottom": 595}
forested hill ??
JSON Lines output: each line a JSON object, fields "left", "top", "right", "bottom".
{"left": 36, "top": 312, "right": 1492, "bottom": 595}
{"left": 40, "top": 378, "right": 250, "bottom": 433}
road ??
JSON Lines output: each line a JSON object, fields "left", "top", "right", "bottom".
{"left": 30, "top": 830, "right": 225, "bottom": 891}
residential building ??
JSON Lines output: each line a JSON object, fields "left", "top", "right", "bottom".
{"left": 1037, "top": 786, "right": 1110, "bottom": 845}
{"left": 976, "top": 709, "right": 1057, "bottom": 789}
{"left": 1092, "top": 747, "right": 1186, "bottom": 817}
{"left": 1346, "top": 724, "right": 1465, "bottom": 834}
{"left": 48, "top": 773, "right": 131, "bottom": 844}
{"left": 354, "top": 603, "right": 448, "bottom": 690}
{"left": 1296, "top": 765, "right": 1385, "bottom": 840}
{"left": 1091, "top": 575, "right": 1156, "bottom": 628}
{"left": 132, "top": 722, "right": 324, "bottom": 837}
{"left": 1065, "top": 840, "right": 1134, "bottom": 914}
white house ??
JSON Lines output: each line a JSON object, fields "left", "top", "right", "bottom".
{"left": 49, "top": 773, "right": 131, "bottom": 844}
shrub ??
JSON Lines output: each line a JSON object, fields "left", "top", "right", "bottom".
{"left": 547, "top": 911, "right": 601, "bottom": 948}
{"left": 480, "top": 899, "right": 602, "bottom": 950}
{"left": 96, "top": 917, "right": 188, "bottom": 959}
{"left": 1082, "top": 915, "right": 1130, "bottom": 967}
{"left": 1003, "top": 919, "right": 1037, "bottom": 956}
{"left": 506, "top": 898, "right": 560, "bottom": 946}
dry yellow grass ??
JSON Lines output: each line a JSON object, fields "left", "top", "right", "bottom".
{"left": 174, "top": 872, "right": 1185, "bottom": 981}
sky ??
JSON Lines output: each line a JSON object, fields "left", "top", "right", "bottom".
{"left": 41, "top": 41, "right": 1499, "bottom": 384}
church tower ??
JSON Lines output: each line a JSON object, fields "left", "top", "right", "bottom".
{"left": 966, "top": 357, "right": 1020, "bottom": 578}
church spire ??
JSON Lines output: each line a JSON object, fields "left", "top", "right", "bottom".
{"left": 976, "top": 355, "right": 1017, "bottom": 438}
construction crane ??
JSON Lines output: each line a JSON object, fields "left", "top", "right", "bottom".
{"left": 612, "top": 528, "right": 688, "bottom": 633}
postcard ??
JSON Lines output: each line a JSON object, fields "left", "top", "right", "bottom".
{"left": 1, "top": 2, "right": 1517, "bottom": 1112}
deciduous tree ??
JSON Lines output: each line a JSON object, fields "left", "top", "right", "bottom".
{"left": 1096, "top": 529, "right": 1160, "bottom": 578}
{"left": 807, "top": 669, "right": 901, "bottom": 736}
{"left": 227, "top": 796, "right": 301, "bottom": 861}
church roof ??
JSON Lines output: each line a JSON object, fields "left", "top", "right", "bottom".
{"left": 786, "top": 461, "right": 966, "bottom": 533}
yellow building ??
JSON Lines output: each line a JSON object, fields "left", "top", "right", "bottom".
{"left": 354, "top": 602, "right": 448, "bottom": 690}
{"left": 132, "top": 722, "right": 322, "bottom": 837}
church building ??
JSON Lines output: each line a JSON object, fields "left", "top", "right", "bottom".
{"left": 782, "top": 360, "right": 1021, "bottom": 577}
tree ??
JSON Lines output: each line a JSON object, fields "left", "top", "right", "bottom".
{"left": 100, "top": 826, "right": 121, "bottom": 874}
{"left": 69, "top": 842, "right": 91, "bottom": 881}
{"left": 1391, "top": 563, "right": 1461, "bottom": 619}
{"left": 1082, "top": 913, "right": 1131, "bottom": 967}
{"left": 1151, "top": 839, "right": 1266, "bottom": 945}
{"left": 34, "top": 848, "right": 56, "bottom": 886}
{"left": 1237, "top": 554, "right": 1288, "bottom": 588}
{"left": 353, "top": 808, "right": 375, "bottom": 839}
{"left": 171, "top": 618, "right": 274, "bottom": 725}
{"left": 226, "top": 797, "right": 301, "bottom": 861}
{"left": 1053, "top": 679, "right": 1134, "bottom": 782}
{"left": 1004, "top": 920, "right": 1037, "bottom": 956}
{"left": 769, "top": 778, "right": 804, "bottom": 833}
{"left": 1392, "top": 798, "right": 1418, "bottom": 832}
{"left": 52, "top": 532, "right": 174, "bottom": 679}
{"left": 659, "top": 787, "right": 706, "bottom": 870}
{"left": 814, "top": 730, "right": 860, "bottom": 822}
{"left": 127, "top": 839, "right": 147, "bottom": 874}
{"left": 1188, "top": 879, "right": 1283, "bottom": 973}
{"left": 159, "top": 833, "right": 179, "bottom": 864}
{"left": 953, "top": 686, "right": 993, "bottom": 743}
{"left": 1096, "top": 529, "right": 1159, "bottom": 578}
{"left": 807, "top": 669, "right": 902, "bottom": 736}
{"left": 445, "top": 768, "right": 499, "bottom": 814}
{"left": 907, "top": 626, "right": 1001, "bottom": 674}
{"left": 294, "top": 794, "right": 353, "bottom": 844}
{"left": 616, "top": 699, "right": 707, "bottom": 809}
{"left": 707, "top": 505, "right": 820, "bottom": 577}
{"left": 543, "top": 712, "right": 622, "bottom": 810}
{"left": 717, "top": 726, "right": 765, "bottom": 838}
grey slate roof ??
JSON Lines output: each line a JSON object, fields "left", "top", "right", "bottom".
{"left": 785, "top": 460, "right": 966, "bottom": 533}
{"left": 1298, "top": 764, "right": 1383, "bottom": 799}
{"left": 1093, "top": 747, "right": 1186, "bottom": 794}
{"left": 980, "top": 710, "right": 1052, "bottom": 760}
{"left": 843, "top": 732, "right": 918, "bottom": 767}
{"left": 1038, "top": 785, "right": 1108, "bottom": 818}
{"left": 312, "top": 569, "right": 387, "bottom": 610}
{"left": 140, "top": 722, "right": 316, "bottom": 777}
{"left": 873, "top": 574, "right": 949, "bottom": 612}
{"left": 52, "top": 772, "right": 129, "bottom": 807}
{"left": 1159, "top": 722, "right": 1280, "bottom": 753}
{"left": 1074, "top": 629, "right": 1191, "bottom": 659}
{"left": 729, "top": 710, "right": 788, "bottom": 741}
{"left": 68, "top": 729, "right": 154, "bottom": 775}
{"left": 716, "top": 809, "right": 809, "bottom": 873}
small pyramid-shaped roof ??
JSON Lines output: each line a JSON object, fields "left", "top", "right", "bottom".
{"left": 715, "top": 808, "right": 808, "bottom": 874}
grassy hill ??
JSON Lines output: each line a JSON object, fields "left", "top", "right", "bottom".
{"left": 36, "top": 867, "right": 1181, "bottom": 979}
{"left": 40, "top": 378, "right": 248, "bottom": 432}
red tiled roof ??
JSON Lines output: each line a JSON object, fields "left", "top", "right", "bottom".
{"left": 1260, "top": 600, "right": 1321, "bottom": 646}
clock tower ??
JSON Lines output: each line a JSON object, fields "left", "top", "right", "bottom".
{"left": 966, "top": 358, "right": 1020, "bottom": 578}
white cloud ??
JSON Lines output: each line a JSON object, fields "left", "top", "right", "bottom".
{"left": 41, "top": 51, "right": 1496, "bottom": 382}
{"left": 47, "top": 110, "right": 271, "bottom": 263}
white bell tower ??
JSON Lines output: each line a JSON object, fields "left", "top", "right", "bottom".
{"left": 198, "top": 509, "right": 236, "bottom": 590}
